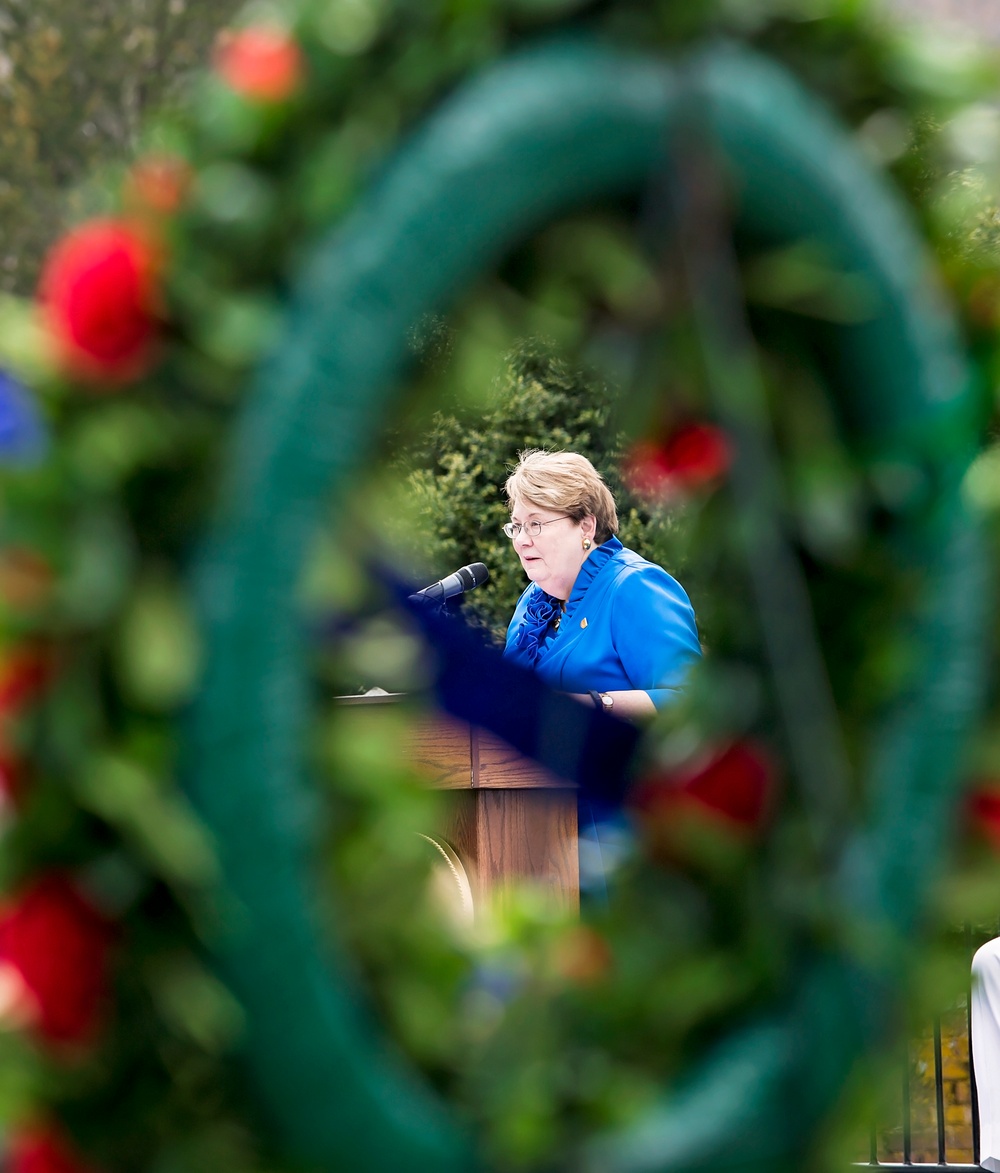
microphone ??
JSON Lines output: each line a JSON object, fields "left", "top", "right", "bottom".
{"left": 409, "top": 562, "right": 489, "bottom": 603}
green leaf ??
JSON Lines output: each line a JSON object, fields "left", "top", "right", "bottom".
{"left": 76, "top": 753, "right": 218, "bottom": 888}
{"left": 114, "top": 571, "right": 203, "bottom": 710}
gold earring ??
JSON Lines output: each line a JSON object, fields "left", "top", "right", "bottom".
{"left": 582, "top": 538, "right": 592, "bottom": 551}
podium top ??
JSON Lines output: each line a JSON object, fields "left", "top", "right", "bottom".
{"left": 335, "top": 695, "right": 575, "bottom": 790}
{"left": 408, "top": 714, "right": 576, "bottom": 791}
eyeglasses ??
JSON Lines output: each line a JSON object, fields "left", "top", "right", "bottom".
{"left": 502, "top": 516, "right": 570, "bottom": 540}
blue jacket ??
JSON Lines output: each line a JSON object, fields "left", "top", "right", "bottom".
{"left": 503, "top": 536, "right": 701, "bottom": 708}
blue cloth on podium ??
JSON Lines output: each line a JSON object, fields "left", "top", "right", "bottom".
{"left": 393, "top": 582, "right": 641, "bottom": 806}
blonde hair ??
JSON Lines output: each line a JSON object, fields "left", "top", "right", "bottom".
{"left": 504, "top": 450, "right": 618, "bottom": 544}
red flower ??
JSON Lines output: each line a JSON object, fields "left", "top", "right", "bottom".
{"left": 124, "top": 153, "right": 191, "bottom": 217}
{"left": 0, "top": 646, "right": 53, "bottom": 711}
{"left": 0, "top": 750, "right": 22, "bottom": 807}
{"left": 967, "top": 786, "right": 1000, "bottom": 850}
{"left": 624, "top": 423, "right": 732, "bottom": 501}
{"left": 39, "top": 219, "right": 159, "bottom": 385}
{"left": 7, "top": 1126, "right": 96, "bottom": 1173}
{"left": 0, "top": 874, "right": 114, "bottom": 1046}
{"left": 633, "top": 741, "right": 775, "bottom": 838}
{"left": 213, "top": 26, "right": 304, "bottom": 102}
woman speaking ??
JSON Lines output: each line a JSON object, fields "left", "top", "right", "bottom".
{"left": 502, "top": 449, "right": 701, "bottom": 718}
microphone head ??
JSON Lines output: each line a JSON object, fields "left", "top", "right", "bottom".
{"left": 410, "top": 562, "right": 490, "bottom": 602}
{"left": 463, "top": 562, "right": 489, "bottom": 589}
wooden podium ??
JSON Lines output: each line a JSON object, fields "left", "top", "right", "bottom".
{"left": 338, "top": 694, "right": 579, "bottom": 916}
{"left": 408, "top": 715, "right": 579, "bottom": 915}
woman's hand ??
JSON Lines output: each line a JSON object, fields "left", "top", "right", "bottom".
{"left": 567, "top": 690, "right": 656, "bottom": 722}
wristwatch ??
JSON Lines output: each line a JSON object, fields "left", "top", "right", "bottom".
{"left": 590, "top": 690, "right": 614, "bottom": 714}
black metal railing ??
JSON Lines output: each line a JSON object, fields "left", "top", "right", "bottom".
{"left": 862, "top": 925, "right": 992, "bottom": 1171}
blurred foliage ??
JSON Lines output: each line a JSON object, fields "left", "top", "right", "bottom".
{"left": 319, "top": 697, "right": 789, "bottom": 1171}
{"left": 0, "top": 0, "right": 242, "bottom": 296}
{"left": 0, "top": 0, "right": 999, "bottom": 1171}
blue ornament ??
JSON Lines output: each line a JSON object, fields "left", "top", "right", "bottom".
{"left": 0, "top": 369, "right": 46, "bottom": 465}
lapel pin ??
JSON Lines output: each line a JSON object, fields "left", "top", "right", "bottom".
{"left": 580, "top": 618, "right": 588, "bottom": 629}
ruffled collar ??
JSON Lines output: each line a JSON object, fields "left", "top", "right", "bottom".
{"left": 563, "top": 535, "right": 621, "bottom": 623}
{"left": 505, "top": 536, "right": 621, "bottom": 670}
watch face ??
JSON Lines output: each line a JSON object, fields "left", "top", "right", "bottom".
{"left": 600, "top": 693, "right": 613, "bottom": 711}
